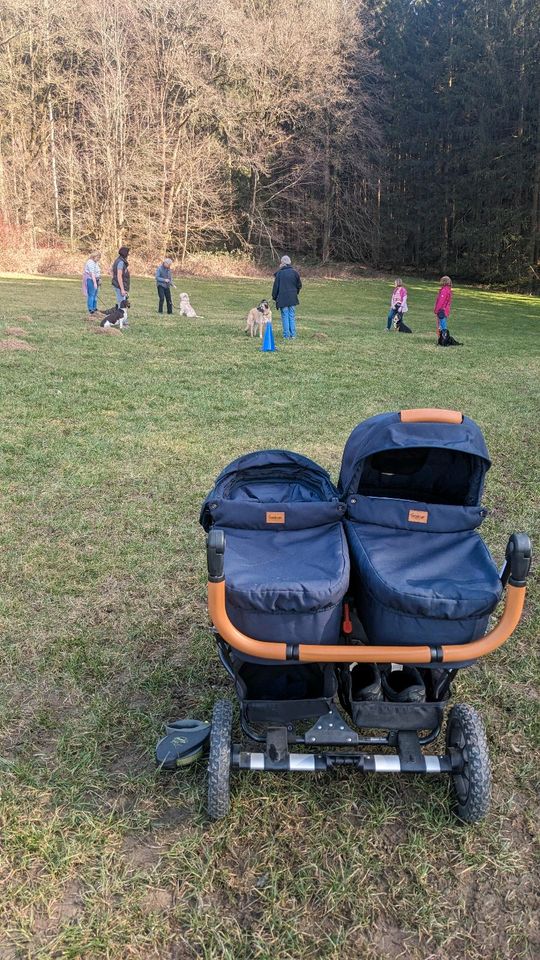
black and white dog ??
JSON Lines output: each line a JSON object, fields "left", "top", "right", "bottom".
{"left": 99, "top": 298, "right": 130, "bottom": 328}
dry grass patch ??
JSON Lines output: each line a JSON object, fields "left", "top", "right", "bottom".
{"left": 0, "top": 337, "right": 35, "bottom": 351}
{"left": 5, "top": 326, "right": 28, "bottom": 336}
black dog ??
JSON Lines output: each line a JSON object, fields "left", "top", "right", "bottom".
{"left": 395, "top": 318, "right": 412, "bottom": 333}
{"left": 438, "top": 329, "right": 461, "bottom": 346}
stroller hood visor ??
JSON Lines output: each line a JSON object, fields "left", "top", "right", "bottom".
{"left": 339, "top": 413, "right": 491, "bottom": 506}
{"left": 201, "top": 449, "right": 340, "bottom": 530}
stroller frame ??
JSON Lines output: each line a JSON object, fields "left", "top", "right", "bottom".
{"left": 205, "top": 519, "right": 530, "bottom": 821}
{"left": 156, "top": 409, "right": 532, "bottom": 823}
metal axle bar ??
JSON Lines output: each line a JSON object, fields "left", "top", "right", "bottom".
{"left": 232, "top": 749, "right": 453, "bottom": 774}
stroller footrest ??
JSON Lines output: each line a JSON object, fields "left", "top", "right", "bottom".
{"left": 305, "top": 707, "right": 359, "bottom": 745}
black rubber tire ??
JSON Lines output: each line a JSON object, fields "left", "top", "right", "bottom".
{"left": 207, "top": 699, "right": 233, "bottom": 820}
{"left": 446, "top": 703, "right": 491, "bottom": 823}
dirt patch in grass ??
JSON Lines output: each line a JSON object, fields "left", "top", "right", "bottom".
{"left": 92, "top": 325, "right": 122, "bottom": 335}
{"left": 5, "top": 327, "right": 28, "bottom": 336}
{"left": 139, "top": 887, "right": 173, "bottom": 915}
{"left": 14, "top": 314, "right": 33, "bottom": 322}
{"left": 121, "top": 835, "right": 170, "bottom": 872}
{"left": 0, "top": 338, "right": 35, "bottom": 351}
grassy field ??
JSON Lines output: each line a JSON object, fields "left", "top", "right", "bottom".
{"left": 0, "top": 273, "right": 539, "bottom": 960}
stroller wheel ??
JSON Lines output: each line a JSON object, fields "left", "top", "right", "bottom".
{"left": 446, "top": 704, "right": 491, "bottom": 823}
{"left": 207, "top": 699, "right": 233, "bottom": 820}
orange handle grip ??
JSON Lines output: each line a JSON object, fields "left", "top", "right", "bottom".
{"left": 400, "top": 408, "right": 463, "bottom": 424}
{"left": 207, "top": 580, "right": 525, "bottom": 664}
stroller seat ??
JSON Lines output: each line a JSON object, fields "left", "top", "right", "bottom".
{"left": 339, "top": 413, "right": 503, "bottom": 648}
{"left": 201, "top": 450, "right": 349, "bottom": 647}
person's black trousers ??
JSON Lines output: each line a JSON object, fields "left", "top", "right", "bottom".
{"left": 157, "top": 285, "right": 173, "bottom": 314}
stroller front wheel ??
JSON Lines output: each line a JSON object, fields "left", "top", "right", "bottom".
{"left": 207, "top": 699, "right": 233, "bottom": 820}
{"left": 446, "top": 704, "right": 492, "bottom": 823}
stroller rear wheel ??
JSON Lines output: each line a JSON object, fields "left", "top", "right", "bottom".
{"left": 207, "top": 699, "right": 233, "bottom": 820}
{"left": 446, "top": 704, "right": 491, "bottom": 823}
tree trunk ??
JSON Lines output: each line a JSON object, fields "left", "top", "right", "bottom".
{"left": 529, "top": 98, "right": 540, "bottom": 273}
{"left": 181, "top": 191, "right": 191, "bottom": 266}
{"left": 321, "top": 121, "right": 333, "bottom": 264}
{"left": 246, "top": 167, "right": 258, "bottom": 244}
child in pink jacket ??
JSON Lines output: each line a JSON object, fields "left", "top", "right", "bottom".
{"left": 434, "top": 276, "right": 452, "bottom": 334}
{"left": 387, "top": 279, "right": 408, "bottom": 330}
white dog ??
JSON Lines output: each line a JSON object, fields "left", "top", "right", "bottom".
{"left": 179, "top": 292, "right": 198, "bottom": 317}
{"left": 245, "top": 299, "right": 272, "bottom": 338}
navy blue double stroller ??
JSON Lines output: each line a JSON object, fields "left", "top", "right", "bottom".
{"left": 159, "top": 409, "right": 531, "bottom": 822}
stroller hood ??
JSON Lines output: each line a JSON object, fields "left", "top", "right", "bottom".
{"left": 201, "top": 449, "right": 340, "bottom": 531}
{"left": 338, "top": 412, "right": 491, "bottom": 507}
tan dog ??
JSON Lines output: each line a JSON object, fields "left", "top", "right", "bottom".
{"left": 245, "top": 299, "right": 272, "bottom": 338}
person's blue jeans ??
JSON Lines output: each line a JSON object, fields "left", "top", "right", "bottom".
{"left": 437, "top": 309, "right": 448, "bottom": 332}
{"left": 115, "top": 287, "right": 127, "bottom": 306}
{"left": 86, "top": 278, "right": 98, "bottom": 312}
{"left": 281, "top": 305, "right": 296, "bottom": 338}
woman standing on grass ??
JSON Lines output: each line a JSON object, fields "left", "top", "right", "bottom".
{"left": 434, "top": 275, "right": 452, "bottom": 336}
{"left": 82, "top": 251, "right": 101, "bottom": 314}
{"left": 111, "top": 246, "right": 130, "bottom": 306}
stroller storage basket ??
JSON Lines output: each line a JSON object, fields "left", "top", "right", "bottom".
{"left": 201, "top": 450, "right": 350, "bottom": 647}
{"left": 339, "top": 411, "right": 503, "bottom": 649}
{"left": 235, "top": 662, "right": 337, "bottom": 724}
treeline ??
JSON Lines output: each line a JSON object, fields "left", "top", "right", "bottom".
{"left": 370, "top": 0, "right": 540, "bottom": 286}
{"left": 0, "top": 0, "right": 378, "bottom": 266}
{"left": 0, "top": 0, "right": 538, "bottom": 286}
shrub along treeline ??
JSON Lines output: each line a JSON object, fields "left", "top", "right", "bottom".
{"left": 0, "top": 0, "right": 538, "bottom": 286}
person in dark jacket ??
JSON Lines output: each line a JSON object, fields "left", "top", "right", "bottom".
{"left": 271, "top": 255, "right": 302, "bottom": 339}
{"left": 155, "top": 257, "right": 174, "bottom": 314}
{"left": 111, "top": 246, "right": 131, "bottom": 306}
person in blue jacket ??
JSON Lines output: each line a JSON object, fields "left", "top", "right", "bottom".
{"left": 271, "top": 255, "right": 302, "bottom": 339}
{"left": 155, "top": 257, "right": 174, "bottom": 314}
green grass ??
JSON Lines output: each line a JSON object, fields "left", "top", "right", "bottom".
{"left": 0, "top": 273, "right": 539, "bottom": 959}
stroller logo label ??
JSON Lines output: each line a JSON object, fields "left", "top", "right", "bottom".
{"left": 266, "top": 511, "right": 285, "bottom": 524}
{"left": 408, "top": 509, "right": 429, "bottom": 523}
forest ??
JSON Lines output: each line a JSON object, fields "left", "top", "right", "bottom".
{"left": 0, "top": 0, "right": 538, "bottom": 286}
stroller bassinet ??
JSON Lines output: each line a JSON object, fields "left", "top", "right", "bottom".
{"left": 339, "top": 411, "right": 503, "bottom": 649}
{"left": 201, "top": 450, "right": 350, "bottom": 648}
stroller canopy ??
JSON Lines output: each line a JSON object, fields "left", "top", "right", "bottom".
{"left": 338, "top": 412, "right": 491, "bottom": 507}
{"left": 339, "top": 413, "right": 501, "bottom": 649}
{"left": 201, "top": 449, "right": 341, "bottom": 531}
{"left": 201, "top": 450, "right": 349, "bottom": 649}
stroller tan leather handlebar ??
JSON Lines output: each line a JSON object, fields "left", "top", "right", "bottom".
{"left": 207, "top": 531, "right": 531, "bottom": 665}
{"left": 400, "top": 408, "right": 463, "bottom": 424}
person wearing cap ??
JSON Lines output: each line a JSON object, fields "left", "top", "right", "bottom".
{"left": 155, "top": 257, "right": 174, "bottom": 314}
{"left": 271, "top": 255, "right": 302, "bottom": 339}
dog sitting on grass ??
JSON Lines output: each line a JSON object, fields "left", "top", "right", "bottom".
{"left": 245, "top": 299, "right": 272, "bottom": 338}
{"left": 179, "top": 292, "right": 199, "bottom": 318}
{"left": 98, "top": 298, "right": 130, "bottom": 329}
